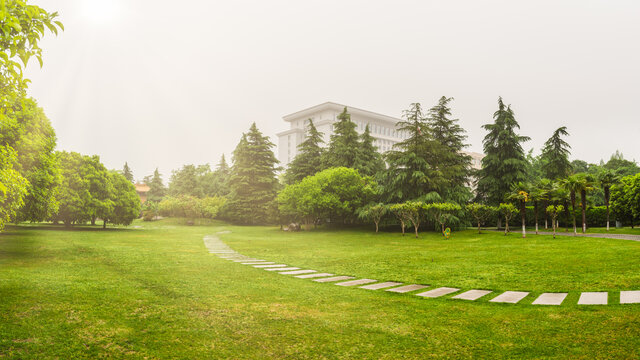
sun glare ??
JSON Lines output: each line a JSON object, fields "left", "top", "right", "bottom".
{"left": 80, "top": 0, "right": 121, "bottom": 25}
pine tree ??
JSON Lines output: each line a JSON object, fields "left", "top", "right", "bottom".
{"left": 225, "top": 123, "right": 280, "bottom": 224}
{"left": 540, "top": 126, "right": 572, "bottom": 180}
{"left": 427, "top": 96, "right": 472, "bottom": 203}
{"left": 379, "top": 103, "right": 445, "bottom": 202}
{"left": 323, "top": 107, "right": 360, "bottom": 169}
{"left": 122, "top": 162, "right": 134, "bottom": 183}
{"left": 145, "top": 168, "right": 166, "bottom": 203}
{"left": 285, "top": 119, "right": 325, "bottom": 184}
{"left": 213, "top": 154, "right": 230, "bottom": 196}
{"left": 354, "top": 124, "right": 384, "bottom": 177}
{"left": 476, "top": 97, "right": 530, "bottom": 205}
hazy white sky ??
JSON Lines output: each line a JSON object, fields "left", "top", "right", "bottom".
{"left": 25, "top": 0, "right": 640, "bottom": 181}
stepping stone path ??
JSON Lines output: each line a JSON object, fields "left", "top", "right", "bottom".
{"left": 314, "top": 276, "right": 355, "bottom": 283}
{"left": 416, "top": 287, "right": 460, "bottom": 298}
{"left": 279, "top": 270, "right": 317, "bottom": 275}
{"left": 360, "top": 282, "right": 403, "bottom": 290}
{"left": 532, "top": 293, "right": 568, "bottom": 306}
{"left": 386, "top": 284, "right": 428, "bottom": 293}
{"left": 578, "top": 292, "right": 608, "bottom": 305}
{"left": 204, "top": 233, "right": 639, "bottom": 307}
{"left": 489, "top": 291, "right": 529, "bottom": 304}
{"left": 452, "top": 290, "right": 492, "bottom": 301}
{"left": 295, "top": 273, "right": 335, "bottom": 279}
{"left": 335, "top": 279, "right": 377, "bottom": 287}
{"left": 620, "top": 291, "right": 640, "bottom": 304}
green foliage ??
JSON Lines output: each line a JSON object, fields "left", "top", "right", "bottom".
{"left": 380, "top": 103, "right": 445, "bottom": 202}
{"left": 1, "top": 98, "right": 60, "bottom": 223}
{"left": 357, "top": 202, "right": 387, "bottom": 232}
{"left": 104, "top": 171, "right": 141, "bottom": 227}
{"left": 540, "top": 126, "right": 572, "bottom": 180}
{"left": 466, "top": 203, "right": 496, "bottom": 233}
{"left": 354, "top": 124, "right": 385, "bottom": 177}
{"left": 144, "top": 168, "right": 166, "bottom": 203}
{"left": 81, "top": 155, "right": 114, "bottom": 225}
{"left": 498, "top": 203, "right": 518, "bottom": 234}
{"left": 389, "top": 201, "right": 424, "bottom": 238}
{"left": 323, "top": 107, "right": 360, "bottom": 169}
{"left": 611, "top": 173, "right": 640, "bottom": 226}
{"left": 168, "top": 164, "right": 225, "bottom": 198}
{"left": 122, "top": 162, "right": 134, "bottom": 183}
{"left": 278, "top": 167, "right": 377, "bottom": 227}
{"left": 0, "top": 146, "right": 28, "bottom": 230}
{"left": 159, "top": 195, "right": 226, "bottom": 220}
{"left": 427, "top": 96, "right": 472, "bottom": 203}
{"left": 476, "top": 98, "right": 530, "bottom": 205}
{"left": 141, "top": 201, "right": 159, "bottom": 221}
{"left": 604, "top": 150, "right": 640, "bottom": 177}
{"left": 424, "top": 202, "right": 462, "bottom": 235}
{"left": 285, "top": 119, "right": 325, "bottom": 184}
{"left": 53, "top": 151, "right": 88, "bottom": 226}
{"left": 225, "top": 123, "right": 280, "bottom": 225}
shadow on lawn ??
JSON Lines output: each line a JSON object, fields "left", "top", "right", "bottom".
{"left": 3, "top": 224, "right": 138, "bottom": 233}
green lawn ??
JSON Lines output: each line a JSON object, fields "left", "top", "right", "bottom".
{"left": 1, "top": 220, "right": 639, "bottom": 359}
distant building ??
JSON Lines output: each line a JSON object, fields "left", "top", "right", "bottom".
{"left": 277, "top": 101, "right": 484, "bottom": 169}
{"left": 134, "top": 183, "right": 150, "bottom": 204}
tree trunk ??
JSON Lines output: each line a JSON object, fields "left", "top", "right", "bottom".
{"left": 375, "top": 221, "right": 379, "bottom": 233}
{"left": 552, "top": 216, "right": 556, "bottom": 239}
{"left": 581, "top": 190, "right": 587, "bottom": 233}
{"left": 91, "top": 216, "right": 96, "bottom": 226}
{"left": 103, "top": 220, "right": 107, "bottom": 229}
{"left": 534, "top": 201, "right": 539, "bottom": 235}
{"left": 441, "top": 223, "right": 445, "bottom": 236}
{"left": 605, "top": 192, "right": 610, "bottom": 232}
{"left": 504, "top": 218, "right": 509, "bottom": 235}
{"left": 521, "top": 201, "right": 526, "bottom": 238}
{"left": 401, "top": 221, "right": 405, "bottom": 236}
{"left": 414, "top": 224, "right": 419, "bottom": 238}
{"left": 478, "top": 221, "right": 481, "bottom": 234}
{"left": 571, "top": 194, "right": 577, "bottom": 235}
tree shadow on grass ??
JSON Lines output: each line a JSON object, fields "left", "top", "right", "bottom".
{"left": 3, "top": 224, "right": 138, "bottom": 233}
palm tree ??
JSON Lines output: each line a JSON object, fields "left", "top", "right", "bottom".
{"left": 536, "top": 179, "right": 554, "bottom": 229}
{"left": 507, "top": 182, "right": 529, "bottom": 238}
{"left": 529, "top": 180, "right": 550, "bottom": 235}
{"left": 560, "top": 174, "right": 583, "bottom": 235}
{"left": 597, "top": 169, "right": 619, "bottom": 231}
{"left": 577, "top": 173, "right": 595, "bottom": 233}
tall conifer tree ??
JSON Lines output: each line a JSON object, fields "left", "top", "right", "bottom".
{"left": 476, "top": 98, "right": 530, "bottom": 205}
{"left": 355, "top": 124, "right": 385, "bottom": 177}
{"left": 285, "top": 119, "right": 325, "bottom": 184}
{"left": 225, "top": 123, "right": 279, "bottom": 224}
{"left": 540, "top": 126, "right": 572, "bottom": 180}
{"left": 122, "top": 162, "right": 134, "bottom": 183}
{"left": 145, "top": 168, "right": 166, "bottom": 203}
{"left": 379, "top": 103, "right": 445, "bottom": 202}
{"left": 323, "top": 107, "right": 360, "bottom": 169}
{"left": 427, "top": 96, "right": 472, "bottom": 203}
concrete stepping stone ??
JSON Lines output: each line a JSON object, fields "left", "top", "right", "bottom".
{"left": 489, "top": 291, "right": 529, "bottom": 304}
{"left": 279, "top": 270, "right": 317, "bottom": 275}
{"left": 242, "top": 261, "right": 275, "bottom": 265}
{"left": 620, "top": 291, "right": 640, "bottom": 304}
{"left": 360, "top": 282, "right": 403, "bottom": 290}
{"left": 385, "top": 284, "right": 428, "bottom": 293}
{"left": 313, "top": 276, "right": 355, "bottom": 283}
{"left": 452, "top": 290, "right": 492, "bottom": 301}
{"left": 416, "top": 287, "right": 460, "bottom": 298}
{"left": 253, "top": 264, "right": 288, "bottom": 268}
{"left": 295, "top": 273, "right": 335, "bottom": 279}
{"left": 532, "top": 293, "right": 568, "bottom": 306}
{"left": 264, "top": 267, "right": 300, "bottom": 272}
{"left": 335, "top": 279, "right": 377, "bottom": 287}
{"left": 233, "top": 259, "right": 263, "bottom": 262}
{"left": 578, "top": 292, "right": 608, "bottom": 305}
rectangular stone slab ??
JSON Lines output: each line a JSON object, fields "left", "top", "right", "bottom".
{"left": 313, "top": 276, "right": 355, "bottom": 283}
{"left": 489, "top": 291, "right": 529, "bottom": 304}
{"left": 233, "top": 259, "right": 263, "bottom": 262}
{"left": 360, "top": 282, "right": 403, "bottom": 290}
{"left": 416, "top": 287, "right": 460, "bottom": 298}
{"left": 620, "top": 290, "right": 640, "bottom": 304}
{"left": 335, "top": 279, "right": 378, "bottom": 287}
{"left": 532, "top": 293, "right": 568, "bottom": 305}
{"left": 295, "top": 273, "right": 335, "bottom": 279}
{"left": 578, "top": 292, "right": 608, "bottom": 305}
{"left": 253, "top": 264, "right": 288, "bottom": 268}
{"left": 242, "top": 262, "right": 275, "bottom": 265}
{"left": 279, "top": 270, "right": 317, "bottom": 275}
{"left": 385, "top": 284, "right": 428, "bottom": 293}
{"left": 452, "top": 290, "right": 492, "bottom": 301}
{"left": 264, "top": 267, "right": 300, "bottom": 271}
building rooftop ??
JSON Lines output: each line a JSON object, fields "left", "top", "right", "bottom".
{"left": 282, "top": 101, "right": 402, "bottom": 123}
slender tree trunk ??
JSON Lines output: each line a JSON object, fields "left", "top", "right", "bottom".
{"left": 521, "top": 201, "right": 526, "bottom": 238}
{"left": 534, "top": 201, "right": 539, "bottom": 235}
{"left": 478, "top": 221, "right": 481, "bottom": 234}
{"left": 605, "top": 188, "right": 610, "bottom": 231}
{"left": 401, "top": 221, "right": 405, "bottom": 236}
{"left": 414, "top": 224, "right": 419, "bottom": 238}
{"left": 581, "top": 190, "right": 587, "bottom": 233}
{"left": 91, "top": 216, "right": 96, "bottom": 226}
{"left": 441, "top": 223, "right": 445, "bottom": 236}
{"left": 571, "top": 194, "right": 577, "bottom": 236}
{"left": 103, "top": 220, "right": 107, "bottom": 229}
{"left": 375, "top": 221, "right": 379, "bottom": 233}
{"left": 552, "top": 216, "right": 557, "bottom": 239}
{"left": 504, "top": 217, "right": 509, "bottom": 235}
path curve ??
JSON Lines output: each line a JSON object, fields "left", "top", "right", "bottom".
{"left": 204, "top": 232, "right": 640, "bottom": 307}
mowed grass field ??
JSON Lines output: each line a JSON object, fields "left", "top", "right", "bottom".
{"left": 1, "top": 219, "right": 639, "bottom": 359}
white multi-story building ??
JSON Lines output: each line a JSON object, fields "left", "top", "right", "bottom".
{"left": 276, "top": 101, "right": 484, "bottom": 169}
{"left": 277, "top": 102, "right": 408, "bottom": 166}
